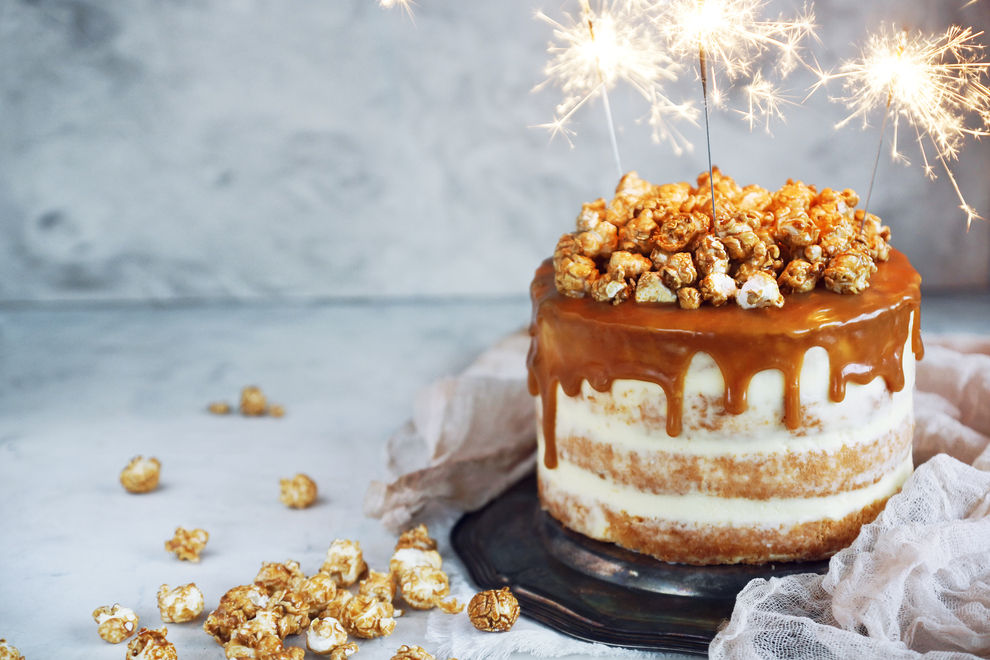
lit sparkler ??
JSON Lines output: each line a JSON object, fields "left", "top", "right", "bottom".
{"left": 656, "top": 0, "right": 816, "bottom": 216}
{"left": 813, "top": 25, "right": 990, "bottom": 227}
{"left": 535, "top": 0, "right": 696, "bottom": 167}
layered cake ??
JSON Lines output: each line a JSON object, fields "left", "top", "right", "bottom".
{"left": 527, "top": 169, "right": 923, "bottom": 565}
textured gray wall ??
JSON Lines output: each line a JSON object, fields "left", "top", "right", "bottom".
{"left": 1, "top": 0, "right": 987, "bottom": 302}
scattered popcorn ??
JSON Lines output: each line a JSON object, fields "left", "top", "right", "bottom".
{"left": 228, "top": 610, "right": 280, "bottom": 648}
{"left": 737, "top": 272, "right": 785, "bottom": 310}
{"left": 269, "top": 404, "right": 286, "bottom": 418}
{"left": 468, "top": 587, "right": 520, "bottom": 632}
{"left": 157, "top": 583, "right": 204, "bottom": 623}
{"left": 279, "top": 474, "right": 318, "bottom": 509}
{"left": 204, "top": 584, "right": 270, "bottom": 644}
{"left": 255, "top": 560, "right": 306, "bottom": 595}
{"left": 394, "top": 524, "right": 437, "bottom": 552}
{"left": 321, "top": 540, "right": 367, "bottom": 587}
{"left": 165, "top": 526, "right": 209, "bottom": 562}
{"left": 300, "top": 573, "right": 338, "bottom": 615}
{"left": 342, "top": 594, "right": 396, "bottom": 639}
{"left": 551, "top": 169, "right": 891, "bottom": 307}
{"left": 0, "top": 640, "right": 23, "bottom": 660}
{"left": 305, "top": 616, "right": 349, "bottom": 656}
{"left": 328, "top": 643, "right": 359, "bottom": 660}
{"left": 92, "top": 603, "right": 139, "bottom": 643}
{"left": 389, "top": 547, "right": 442, "bottom": 576}
{"left": 318, "top": 589, "right": 354, "bottom": 621}
{"left": 391, "top": 645, "right": 435, "bottom": 660}
{"left": 208, "top": 401, "right": 232, "bottom": 415}
{"left": 120, "top": 456, "right": 161, "bottom": 494}
{"left": 397, "top": 567, "right": 462, "bottom": 613}
{"left": 359, "top": 570, "right": 396, "bottom": 603}
{"left": 240, "top": 386, "right": 268, "bottom": 416}
{"left": 126, "top": 626, "right": 177, "bottom": 660}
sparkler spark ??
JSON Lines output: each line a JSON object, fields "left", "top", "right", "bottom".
{"left": 814, "top": 25, "right": 990, "bottom": 227}
{"left": 379, "top": 0, "right": 414, "bottom": 19}
{"left": 535, "top": 1, "right": 697, "bottom": 156}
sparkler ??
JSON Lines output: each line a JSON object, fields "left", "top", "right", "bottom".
{"left": 379, "top": 0, "right": 414, "bottom": 19}
{"left": 535, "top": 0, "right": 696, "bottom": 170}
{"left": 656, "top": 0, "right": 816, "bottom": 218}
{"left": 813, "top": 25, "right": 990, "bottom": 227}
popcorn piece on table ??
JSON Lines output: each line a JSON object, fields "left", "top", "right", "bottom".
{"left": 270, "top": 404, "right": 286, "bottom": 418}
{"left": 279, "top": 474, "right": 318, "bottom": 509}
{"left": 157, "top": 583, "right": 204, "bottom": 623}
{"left": 224, "top": 638, "right": 305, "bottom": 660}
{"left": 92, "top": 603, "right": 139, "bottom": 643}
{"left": 126, "top": 626, "right": 177, "bottom": 660}
{"left": 254, "top": 560, "right": 306, "bottom": 595}
{"left": 0, "top": 640, "right": 23, "bottom": 660}
{"left": 165, "top": 526, "right": 209, "bottom": 562}
{"left": 394, "top": 524, "right": 437, "bottom": 552}
{"left": 300, "top": 572, "right": 338, "bottom": 615}
{"left": 328, "top": 644, "right": 359, "bottom": 660}
{"left": 317, "top": 589, "right": 354, "bottom": 621}
{"left": 208, "top": 401, "right": 232, "bottom": 415}
{"left": 240, "top": 386, "right": 268, "bottom": 416}
{"left": 468, "top": 587, "right": 520, "bottom": 632}
{"left": 320, "top": 540, "right": 367, "bottom": 587}
{"left": 397, "top": 567, "right": 463, "bottom": 614}
{"left": 120, "top": 456, "right": 161, "bottom": 494}
{"left": 359, "top": 569, "right": 396, "bottom": 603}
{"left": 260, "top": 590, "right": 310, "bottom": 639}
{"left": 204, "top": 584, "right": 270, "bottom": 644}
{"left": 391, "top": 645, "right": 435, "bottom": 660}
{"left": 305, "top": 616, "right": 351, "bottom": 657}
{"left": 342, "top": 594, "right": 396, "bottom": 639}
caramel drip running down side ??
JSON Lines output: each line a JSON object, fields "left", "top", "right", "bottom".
{"left": 527, "top": 249, "right": 923, "bottom": 470}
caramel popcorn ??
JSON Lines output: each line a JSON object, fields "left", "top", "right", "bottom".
{"left": 699, "top": 273, "right": 738, "bottom": 307}
{"left": 204, "top": 584, "right": 270, "bottom": 644}
{"left": 209, "top": 401, "right": 232, "bottom": 415}
{"left": 551, "top": 169, "right": 891, "bottom": 307}
{"left": 395, "top": 524, "right": 437, "bottom": 552}
{"left": 737, "top": 272, "right": 785, "bottom": 309}
{"left": 341, "top": 594, "right": 396, "bottom": 639}
{"left": 165, "top": 526, "right": 209, "bottom": 562}
{"left": 120, "top": 455, "right": 161, "bottom": 494}
{"left": 255, "top": 560, "right": 306, "bottom": 595}
{"left": 824, "top": 250, "right": 877, "bottom": 295}
{"left": 677, "top": 287, "right": 702, "bottom": 310}
{"left": 158, "top": 583, "right": 205, "bottom": 623}
{"left": 0, "top": 640, "right": 23, "bottom": 660}
{"left": 270, "top": 404, "right": 286, "bottom": 418}
{"left": 359, "top": 569, "right": 397, "bottom": 603}
{"left": 306, "top": 617, "right": 349, "bottom": 656}
{"left": 321, "top": 540, "right": 367, "bottom": 587}
{"left": 467, "top": 587, "right": 520, "bottom": 633}
{"left": 389, "top": 547, "right": 442, "bottom": 576}
{"left": 634, "top": 271, "right": 677, "bottom": 304}
{"left": 279, "top": 474, "right": 318, "bottom": 509}
{"left": 93, "top": 604, "right": 139, "bottom": 643}
{"left": 263, "top": 590, "right": 311, "bottom": 638}
{"left": 318, "top": 589, "right": 354, "bottom": 621}
{"left": 300, "top": 572, "right": 338, "bottom": 615}
{"left": 126, "top": 626, "right": 177, "bottom": 660}
{"left": 392, "top": 645, "right": 435, "bottom": 660}
{"left": 240, "top": 386, "right": 268, "bottom": 416}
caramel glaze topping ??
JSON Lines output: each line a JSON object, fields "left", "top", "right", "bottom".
{"left": 527, "top": 249, "right": 923, "bottom": 469}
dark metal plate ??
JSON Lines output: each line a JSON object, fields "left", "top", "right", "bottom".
{"left": 451, "top": 474, "right": 830, "bottom": 655}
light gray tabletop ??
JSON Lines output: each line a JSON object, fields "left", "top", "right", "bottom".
{"left": 0, "top": 292, "right": 986, "bottom": 658}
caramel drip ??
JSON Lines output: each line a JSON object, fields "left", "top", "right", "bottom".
{"left": 527, "top": 249, "right": 923, "bottom": 470}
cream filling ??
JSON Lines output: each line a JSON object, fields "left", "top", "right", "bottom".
{"left": 551, "top": 388, "right": 913, "bottom": 457}
{"left": 539, "top": 453, "right": 913, "bottom": 527}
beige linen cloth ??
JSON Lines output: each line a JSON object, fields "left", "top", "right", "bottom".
{"left": 365, "top": 333, "right": 990, "bottom": 659}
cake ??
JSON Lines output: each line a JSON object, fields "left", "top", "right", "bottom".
{"left": 527, "top": 169, "right": 923, "bottom": 565}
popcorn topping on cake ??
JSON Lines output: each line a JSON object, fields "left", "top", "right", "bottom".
{"left": 553, "top": 169, "right": 892, "bottom": 306}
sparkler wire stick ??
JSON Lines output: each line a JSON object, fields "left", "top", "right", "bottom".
{"left": 699, "top": 46, "right": 718, "bottom": 220}
{"left": 861, "top": 94, "right": 892, "bottom": 233}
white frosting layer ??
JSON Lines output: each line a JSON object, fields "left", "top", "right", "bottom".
{"left": 539, "top": 453, "right": 913, "bottom": 528}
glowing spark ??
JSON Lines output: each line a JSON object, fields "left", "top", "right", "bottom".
{"left": 535, "top": 1, "right": 697, "bottom": 156}
{"left": 379, "top": 0, "right": 414, "bottom": 18}
{"left": 657, "top": 0, "right": 816, "bottom": 127}
{"left": 815, "top": 25, "right": 990, "bottom": 227}
{"left": 738, "top": 70, "right": 794, "bottom": 132}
